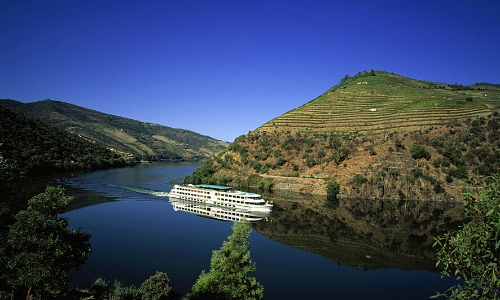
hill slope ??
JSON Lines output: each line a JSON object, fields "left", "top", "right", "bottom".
{"left": 184, "top": 71, "right": 500, "bottom": 201}
{"left": 0, "top": 106, "right": 128, "bottom": 177}
{"left": 259, "top": 70, "right": 498, "bottom": 134}
{"left": 0, "top": 99, "right": 228, "bottom": 160}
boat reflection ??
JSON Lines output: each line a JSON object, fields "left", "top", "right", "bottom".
{"left": 168, "top": 198, "right": 271, "bottom": 222}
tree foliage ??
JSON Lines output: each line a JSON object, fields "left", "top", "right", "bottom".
{"left": 184, "top": 157, "right": 217, "bottom": 185}
{"left": 2, "top": 186, "right": 92, "bottom": 299}
{"left": 410, "top": 144, "right": 431, "bottom": 160}
{"left": 433, "top": 174, "right": 500, "bottom": 299}
{"left": 0, "top": 143, "right": 17, "bottom": 182}
{"left": 108, "top": 280, "right": 141, "bottom": 300}
{"left": 90, "top": 272, "right": 180, "bottom": 300}
{"left": 187, "top": 220, "right": 264, "bottom": 300}
{"left": 140, "top": 271, "right": 179, "bottom": 300}
{"left": 91, "top": 277, "right": 110, "bottom": 300}
{"left": 326, "top": 179, "right": 340, "bottom": 203}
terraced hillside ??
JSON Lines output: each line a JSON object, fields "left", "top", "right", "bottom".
{"left": 259, "top": 71, "right": 499, "bottom": 135}
{"left": 184, "top": 71, "right": 500, "bottom": 201}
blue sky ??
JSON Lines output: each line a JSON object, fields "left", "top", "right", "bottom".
{"left": 1, "top": 1, "right": 499, "bottom": 142}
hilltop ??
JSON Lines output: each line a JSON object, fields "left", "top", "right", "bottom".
{"left": 184, "top": 71, "right": 500, "bottom": 201}
{"left": 260, "top": 70, "right": 497, "bottom": 134}
{"left": 0, "top": 99, "right": 228, "bottom": 161}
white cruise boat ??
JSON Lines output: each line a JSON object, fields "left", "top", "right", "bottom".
{"left": 168, "top": 184, "right": 273, "bottom": 212}
{"left": 169, "top": 198, "right": 269, "bottom": 222}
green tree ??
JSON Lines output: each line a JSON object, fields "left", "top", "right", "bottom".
{"left": 327, "top": 134, "right": 344, "bottom": 164}
{"left": 91, "top": 277, "right": 110, "bottom": 300}
{"left": 351, "top": 174, "right": 367, "bottom": 185}
{"left": 326, "top": 180, "right": 340, "bottom": 202}
{"left": 187, "top": 220, "right": 264, "bottom": 300}
{"left": 3, "top": 186, "right": 92, "bottom": 299}
{"left": 432, "top": 174, "right": 500, "bottom": 299}
{"left": 0, "top": 143, "right": 17, "bottom": 182}
{"left": 410, "top": 144, "right": 431, "bottom": 160}
{"left": 140, "top": 271, "right": 180, "bottom": 300}
{"left": 108, "top": 280, "right": 141, "bottom": 300}
{"left": 339, "top": 74, "right": 350, "bottom": 84}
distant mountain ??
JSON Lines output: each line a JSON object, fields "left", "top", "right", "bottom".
{"left": 0, "top": 99, "right": 228, "bottom": 161}
{"left": 0, "top": 105, "right": 128, "bottom": 177}
{"left": 184, "top": 70, "right": 500, "bottom": 201}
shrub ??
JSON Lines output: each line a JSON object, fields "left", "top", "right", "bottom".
{"left": 252, "top": 162, "right": 262, "bottom": 173}
{"left": 412, "top": 167, "right": 423, "bottom": 178}
{"left": 274, "top": 157, "right": 286, "bottom": 168}
{"left": 432, "top": 158, "right": 442, "bottom": 168}
{"left": 259, "top": 164, "right": 269, "bottom": 174}
{"left": 388, "top": 168, "right": 400, "bottom": 178}
{"left": 317, "top": 149, "right": 326, "bottom": 160}
{"left": 351, "top": 174, "right": 367, "bottom": 185}
{"left": 433, "top": 183, "right": 444, "bottom": 194}
{"left": 109, "top": 281, "right": 141, "bottom": 300}
{"left": 281, "top": 135, "right": 295, "bottom": 150}
{"left": 263, "top": 179, "right": 273, "bottom": 191}
{"left": 395, "top": 138, "right": 404, "bottom": 150}
{"left": 410, "top": 144, "right": 431, "bottom": 160}
{"left": 217, "top": 175, "right": 232, "bottom": 186}
{"left": 448, "top": 166, "right": 468, "bottom": 179}
{"left": 305, "top": 156, "right": 316, "bottom": 167}
{"left": 442, "top": 157, "right": 451, "bottom": 167}
{"left": 91, "top": 277, "right": 110, "bottom": 300}
{"left": 326, "top": 180, "right": 340, "bottom": 202}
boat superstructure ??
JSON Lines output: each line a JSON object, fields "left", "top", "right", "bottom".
{"left": 169, "top": 198, "right": 270, "bottom": 222}
{"left": 168, "top": 184, "right": 273, "bottom": 212}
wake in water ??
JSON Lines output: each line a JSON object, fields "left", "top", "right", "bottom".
{"left": 107, "top": 184, "right": 170, "bottom": 197}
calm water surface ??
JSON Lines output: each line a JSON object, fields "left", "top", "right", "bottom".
{"left": 54, "top": 162, "right": 457, "bottom": 299}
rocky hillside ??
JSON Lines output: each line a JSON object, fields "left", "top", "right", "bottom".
{"left": 0, "top": 99, "right": 228, "bottom": 161}
{"left": 184, "top": 71, "right": 500, "bottom": 201}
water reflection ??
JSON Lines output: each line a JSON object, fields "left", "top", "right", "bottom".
{"left": 168, "top": 198, "right": 271, "bottom": 222}
{"left": 253, "top": 191, "right": 464, "bottom": 272}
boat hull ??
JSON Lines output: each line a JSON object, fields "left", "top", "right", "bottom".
{"left": 168, "top": 184, "right": 273, "bottom": 212}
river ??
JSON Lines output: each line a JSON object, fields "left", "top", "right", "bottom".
{"left": 6, "top": 162, "right": 460, "bottom": 299}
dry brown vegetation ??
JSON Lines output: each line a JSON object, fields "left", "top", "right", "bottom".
{"left": 185, "top": 71, "right": 500, "bottom": 201}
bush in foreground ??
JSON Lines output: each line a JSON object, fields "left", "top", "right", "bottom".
{"left": 433, "top": 174, "right": 500, "bottom": 299}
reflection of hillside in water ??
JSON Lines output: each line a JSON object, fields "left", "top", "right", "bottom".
{"left": 252, "top": 191, "right": 464, "bottom": 272}
{"left": 168, "top": 198, "right": 271, "bottom": 222}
